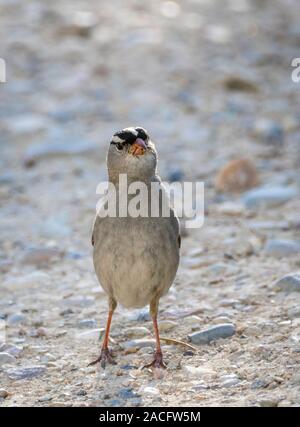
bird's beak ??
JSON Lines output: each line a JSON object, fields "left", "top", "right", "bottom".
{"left": 129, "top": 138, "right": 147, "bottom": 156}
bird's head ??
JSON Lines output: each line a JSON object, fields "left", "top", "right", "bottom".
{"left": 107, "top": 126, "right": 157, "bottom": 182}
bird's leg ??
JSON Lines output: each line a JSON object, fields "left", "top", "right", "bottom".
{"left": 143, "top": 298, "right": 167, "bottom": 370}
{"left": 88, "top": 298, "right": 117, "bottom": 368}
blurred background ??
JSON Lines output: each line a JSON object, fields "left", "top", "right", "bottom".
{"left": 1, "top": 0, "right": 300, "bottom": 407}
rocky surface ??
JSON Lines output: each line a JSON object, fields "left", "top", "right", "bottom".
{"left": 0, "top": 0, "right": 300, "bottom": 407}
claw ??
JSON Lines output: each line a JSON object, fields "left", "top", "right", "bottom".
{"left": 143, "top": 351, "right": 167, "bottom": 370}
{"left": 88, "top": 348, "right": 116, "bottom": 368}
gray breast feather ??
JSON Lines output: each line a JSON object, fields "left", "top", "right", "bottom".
{"left": 92, "top": 182, "right": 180, "bottom": 308}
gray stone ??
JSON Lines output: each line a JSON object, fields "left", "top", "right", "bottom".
{"left": 247, "top": 220, "right": 289, "bottom": 231}
{"left": 188, "top": 323, "right": 236, "bottom": 345}
{"left": 183, "top": 365, "right": 217, "bottom": 378}
{"left": 290, "top": 373, "right": 300, "bottom": 385}
{"left": 0, "top": 173, "right": 14, "bottom": 185}
{"left": 251, "top": 379, "right": 268, "bottom": 389}
{"left": 38, "top": 395, "right": 53, "bottom": 402}
{"left": 78, "top": 319, "right": 97, "bottom": 329}
{"left": 264, "top": 240, "right": 300, "bottom": 257}
{"left": 167, "top": 168, "right": 184, "bottom": 182}
{"left": 118, "top": 388, "right": 138, "bottom": 400}
{"left": 288, "top": 306, "right": 300, "bottom": 319}
{"left": 0, "top": 352, "right": 16, "bottom": 366}
{"left": 192, "top": 382, "right": 210, "bottom": 391}
{"left": 120, "top": 339, "right": 155, "bottom": 350}
{"left": 138, "top": 346, "right": 155, "bottom": 354}
{"left": 76, "top": 329, "right": 103, "bottom": 341}
{"left": 220, "top": 374, "right": 240, "bottom": 387}
{"left": 7, "top": 313, "right": 26, "bottom": 325}
{"left": 142, "top": 386, "right": 160, "bottom": 396}
{"left": 6, "top": 366, "right": 46, "bottom": 380}
{"left": 127, "top": 308, "right": 151, "bottom": 322}
{"left": 242, "top": 186, "right": 297, "bottom": 208}
{"left": 124, "top": 326, "right": 150, "bottom": 338}
{"left": 157, "top": 320, "right": 177, "bottom": 332}
{"left": 209, "top": 263, "right": 228, "bottom": 275}
{"left": 273, "top": 273, "right": 300, "bottom": 292}
{"left": 253, "top": 119, "right": 284, "bottom": 146}
{"left": 0, "top": 344, "right": 23, "bottom": 357}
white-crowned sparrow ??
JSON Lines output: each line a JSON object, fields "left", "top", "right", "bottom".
{"left": 90, "top": 127, "right": 180, "bottom": 369}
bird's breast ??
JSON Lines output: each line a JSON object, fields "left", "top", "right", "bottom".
{"left": 93, "top": 216, "right": 179, "bottom": 308}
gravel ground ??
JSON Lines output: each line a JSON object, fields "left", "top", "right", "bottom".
{"left": 0, "top": 0, "right": 300, "bottom": 407}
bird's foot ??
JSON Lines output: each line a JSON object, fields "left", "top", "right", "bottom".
{"left": 143, "top": 351, "right": 167, "bottom": 370}
{"left": 88, "top": 348, "right": 116, "bottom": 368}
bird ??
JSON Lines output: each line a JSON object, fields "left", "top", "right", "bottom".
{"left": 90, "top": 126, "right": 180, "bottom": 370}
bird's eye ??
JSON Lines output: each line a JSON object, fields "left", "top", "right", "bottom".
{"left": 116, "top": 143, "right": 123, "bottom": 151}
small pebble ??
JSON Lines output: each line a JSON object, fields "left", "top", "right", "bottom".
{"left": 127, "top": 309, "right": 151, "bottom": 322}
{"left": 251, "top": 379, "right": 269, "bottom": 389}
{"left": 188, "top": 323, "right": 236, "bottom": 345}
{"left": 124, "top": 326, "right": 150, "bottom": 338}
{"left": 6, "top": 366, "right": 46, "bottom": 380}
{"left": 183, "top": 365, "right": 217, "bottom": 378}
{"left": 7, "top": 313, "right": 26, "bottom": 325}
{"left": 273, "top": 273, "right": 300, "bottom": 292}
{"left": 220, "top": 374, "right": 240, "bottom": 388}
{"left": 288, "top": 306, "right": 300, "bottom": 319}
{"left": 118, "top": 388, "right": 138, "bottom": 400}
{"left": 253, "top": 119, "right": 284, "bottom": 146}
{"left": 76, "top": 329, "right": 103, "bottom": 341}
{"left": 0, "top": 344, "right": 22, "bottom": 357}
{"left": 243, "top": 186, "right": 297, "bottom": 208}
{"left": 78, "top": 319, "right": 97, "bottom": 329}
{"left": 142, "top": 386, "right": 160, "bottom": 396}
{"left": 0, "top": 352, "right": 16, "bottom": 366}
{"left": 38, "top": 395, "right": 52, "bottom": 402}
{"left": 0, "top": 389, "right": 9, "bottom": 399}
{"left": 167, "top": 168, "right": 184, "bottom": 182}
{"left": 265, "top": 240, "right": 300, "bottom": 257}
{"left": 120, "top": 339, "right": 155, "bottom": 350}
{"left": 157, "top": 320, "right": 177, "bottom": 332}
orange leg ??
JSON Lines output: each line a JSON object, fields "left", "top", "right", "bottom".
{"left": 89, "top": 298, "right": 117, "bottom": 368}
{"left": 102, "top": 309, "right": 113, "bottom": 350}
{"left": 143, "top": 298, "right": 167, "bottom": 369}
